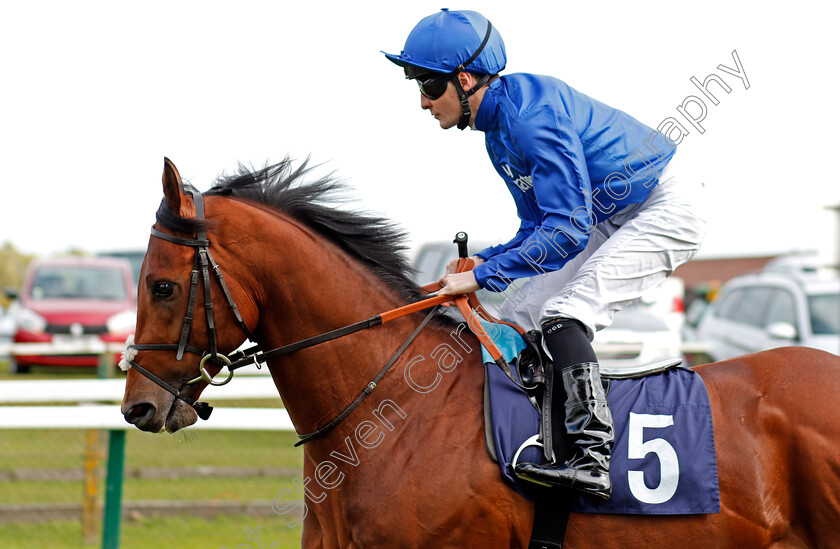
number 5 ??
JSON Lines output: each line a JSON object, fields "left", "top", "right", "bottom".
{"left": 627, "top": 412, "right": 679, "bottom": 504}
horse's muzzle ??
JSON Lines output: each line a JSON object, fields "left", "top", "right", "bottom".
{"left": 123, "top": 401, "right": 162, "bottom": 432}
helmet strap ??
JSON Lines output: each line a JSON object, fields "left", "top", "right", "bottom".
{"left": 455, "top": 72, "right": 494, "bottom": 130}
{"left": 452, "top": 20, "right": 495, "bottom": 131}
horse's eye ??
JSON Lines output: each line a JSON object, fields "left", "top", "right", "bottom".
{"left": 152, "top": 282, "right": 175, "bottom": 298}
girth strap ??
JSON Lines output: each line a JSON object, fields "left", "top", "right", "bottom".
{"left": 529, "top": 487, "right": 571, "bottom": 549}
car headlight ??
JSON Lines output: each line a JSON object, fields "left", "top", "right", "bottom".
{"left": 107, "top": 310, "right": 137, "bottom": 335}
{"left": 14, "top": 307, "right": 47, "bottom": 334}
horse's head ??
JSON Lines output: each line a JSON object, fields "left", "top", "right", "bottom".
{"left": 121, "top": 158, "right": 257, "bottom": 433}
{"left": 121, "top": 155, "right": 430, "bottom": 434}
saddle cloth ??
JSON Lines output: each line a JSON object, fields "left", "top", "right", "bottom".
{"left": 481, "top": 324, "right": 720, "bottom": 515}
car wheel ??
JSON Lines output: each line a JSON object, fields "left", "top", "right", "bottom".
{"left": 9, "top": 357, "right": 31, "bottom": 374}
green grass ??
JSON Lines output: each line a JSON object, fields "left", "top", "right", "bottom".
{"left": 0, "top": 429, "right": 305, "bottom": 546}
{"left": 2, "top": 430, "right": 92, "bottom": 469}
{"left": 1, "top": 429, "right": 302, "bottom": 471}
{"left": 2, "top": 475, "right": 300, "bottom": 505}
{"left": 123, "top": 429, "right": 302, "bottom": 468}
{"left": 0, "top": 358, "right": 306, "bottom": 547}
{"left": 0, "top": 513, "right": 303, "bottom": 549}
{"left": 1, "top": 429, "right": 304, "bottom": 505}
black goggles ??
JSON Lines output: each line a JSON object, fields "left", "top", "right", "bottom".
{"left": 416, "top": 73, "right": 451, "bottom": 101}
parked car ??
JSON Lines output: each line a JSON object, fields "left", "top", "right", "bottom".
{"left": 593, "top": 301, "right": 683, "bottom": 369}
{"left": 413, "top": 240, "right": 688, "bottom": 368}
{"left": 681, "top": 298, "right": 709, "bottom": 342}
{"left": 6, "top": 256, "right": 136, "bottom": 373}
{"left": 0, "top": 305, "right": 14, "bottom": 359}
{"left": 696, "top": 270, "right": 840, "bottom": 362}
{"left": 635, "top": 277, "right": 685, "bottom": 333}
{"left": 411, "top": 239, "right": 516, "bottom": 313}
{"left": 98, "top": 249, "right": 146, "bottom": 288}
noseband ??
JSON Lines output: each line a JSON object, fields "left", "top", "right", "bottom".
{"left": 127, "top": 191, "right": 256, "bottom": 420}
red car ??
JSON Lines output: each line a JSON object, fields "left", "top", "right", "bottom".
{"left": 8, "top": 256, "right": 136, "bottom": 373}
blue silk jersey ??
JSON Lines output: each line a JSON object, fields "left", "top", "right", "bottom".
{"left": 471, "top": 74, "right": 676, "bottom": 291}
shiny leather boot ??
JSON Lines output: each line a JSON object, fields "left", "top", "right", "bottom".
{"left": 515, "top": 362, "right": 614, "bottom": 500}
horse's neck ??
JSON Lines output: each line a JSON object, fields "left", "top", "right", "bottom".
{"left": 251, "top": 226, "right": 424, "bottom": 434}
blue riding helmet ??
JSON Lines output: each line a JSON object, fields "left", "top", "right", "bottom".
{"left": 383, "top": 9, "right": 506, "bottom": 130}
{"left": 382, "top": 9, "right": 506, "bottom": 77}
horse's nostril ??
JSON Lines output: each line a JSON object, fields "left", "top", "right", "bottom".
{"left": 125, "top": 403, "right": 156, "bottom": 426}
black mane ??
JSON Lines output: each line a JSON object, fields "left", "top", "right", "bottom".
{"left": 156, "top": 158, "right": 423, "bottom": 302}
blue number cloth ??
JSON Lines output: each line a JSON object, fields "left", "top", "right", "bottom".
{"left": 483, "top": 325, "right": 720, "bottom": 515}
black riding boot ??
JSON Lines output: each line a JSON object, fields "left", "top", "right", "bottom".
{"left": 515, "top": 320, "right": 614, "bottom": 500}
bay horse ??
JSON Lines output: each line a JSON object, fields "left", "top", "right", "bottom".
{"left": 121, "top": 158, "right": 840, "bottom": 548}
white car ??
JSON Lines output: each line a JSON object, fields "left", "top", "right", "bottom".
{"left": 0, "top": 305, "right": 15, "bottom": 359}
{"left": 593, "top": 301, "right": 683, "bottom": 370}
{"left": 697, "top": 270, "right": 840, "bottom": 362}
{"left": 413, "top": 240, "right": 689, "bottom": 369}
{"left": 411, "top": 239, "right": 516, "bottom": 312}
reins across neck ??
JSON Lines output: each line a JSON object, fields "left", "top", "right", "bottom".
{"left": 126, "top": 190, "right": 465, "bottom": 444}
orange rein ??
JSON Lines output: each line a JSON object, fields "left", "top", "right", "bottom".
{"left": 409, "top": 257, "right": 526, "bottom": 364}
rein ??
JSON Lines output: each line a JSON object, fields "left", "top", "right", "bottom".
{"left": 126, "top": 190, "right": 457, "bottom": 442}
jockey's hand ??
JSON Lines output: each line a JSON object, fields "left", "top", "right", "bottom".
{"left": 439, "top": 270, "right": 480, "bottom": 296}
{"left": 441, "top": 255, "right": 484, "bottom": 278}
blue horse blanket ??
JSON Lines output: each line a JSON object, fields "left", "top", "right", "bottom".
{"left": 482, "top": 325, "right": 720, "bottom": 515}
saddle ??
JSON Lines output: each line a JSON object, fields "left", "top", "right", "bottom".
{"left": 485, "top": 327, "right": 687, "bottom": 464}
{"left": 516, "top": 329, "right": 546, "bottom": 388}
{"left": 513, "top": 327, "right": 686, "bottom": 399}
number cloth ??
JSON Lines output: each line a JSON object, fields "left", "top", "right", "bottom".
{"left": 482, "top": 325, "right": 720, "bottom": 515}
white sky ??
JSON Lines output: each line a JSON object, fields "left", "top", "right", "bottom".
{"left": 1, "top": 1, "right": 838, "bottom": 266}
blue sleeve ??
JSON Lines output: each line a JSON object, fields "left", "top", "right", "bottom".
{"left": 473, "top": 105, "right": 592, "bottom": 291}
{"left": 474, "top": 219, "right": 535, "bottom": 262}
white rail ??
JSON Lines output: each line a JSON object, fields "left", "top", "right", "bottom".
{"left": 0, "top": 341, "right": 291, "bottom": 430}
{"left": 1, "top": 337, "right": 709, "bottom": 360}
{"left": 0, "top": 376, "right": 281, "bottom": 404}
{"left": 0, "top": 341, "right": 126, "bottom": 356}
{"left": 593, "top": 342, "right": 710, "bottom": 353}
{"left": 0, "top": 341, "right": 296, "bottom": 549}
{"left": 0, "top": 405, "right": 293, "bottom": 430}
{"left": 0, "top": 337, "right": 709, "bottom": 432}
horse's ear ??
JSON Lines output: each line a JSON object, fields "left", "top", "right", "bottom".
{"left": 161, "top": 157, "right": 195, "bottom": 218}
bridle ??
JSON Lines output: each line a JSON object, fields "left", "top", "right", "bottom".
{"left": 125, "top": 190, "right": 452, "bottom": 443}
{"left": 126, "top": 190, "right": 528, "bottom": 442}
{"left": 127, "top": 190, "right": 257, "bottom": 420}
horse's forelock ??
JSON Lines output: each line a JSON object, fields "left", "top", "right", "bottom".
{"left": 155, "top": 198, "right": 208, "bottom": 234}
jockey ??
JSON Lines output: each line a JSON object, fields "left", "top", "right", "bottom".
{"left": 383, "top": 9, "right": 706, "bottom": 500}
